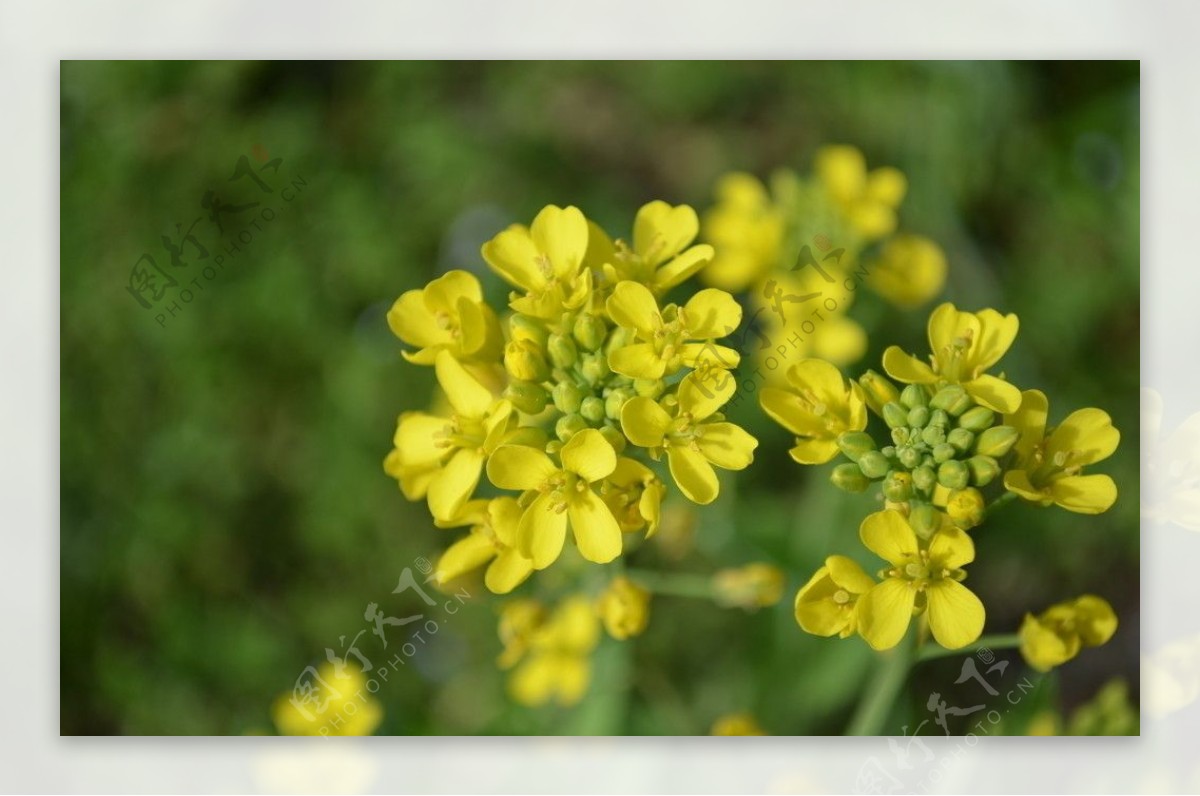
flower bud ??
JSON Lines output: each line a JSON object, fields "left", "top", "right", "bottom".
{"left": 932, "top": 442, "right": 957, "bottom": 463}
{"left": 547, "top": 333, "right": 578, "bottom": 368}
{"left": 937, "top": 459, "right": 969, "bottom": 490}
{"left": 579, "top": 352, "right": 610, "bottom": 385}
{"left": 890, "top": 427, "right": 909, "bottom": 446}
{"left": 858, "top": 370, "right": 900, "bottom": 415}
{"left": 509, "top": 313, "right": 548, "bottom": 346}
{"left": 930, "top": 384, "right": 972, "bottom": 416}
{"left": 920, "top": 424, "right": 946, "bottom": 447}
{"left": 966, "top": 455, "right": 1001, "bottom": 487}
{"left": 580, "top": 396, "right": 606, "bottom": 423}
{"left": 897, "top": 445, "right": 921, "bottom": 469}
{"left": 634, "top": 378, "right": 665, "bottom": 399}
{"left": 597, "top": 576, "right": 650, "bottom": 640}
{"left": 881, "top": 445, "right": 896, "bottom": 458}
{"left": 912, "top": 465, "right": 936, "bottom": 493}
{"left": 958, "top": 406, "right": 996, "bottom": 433}
{"left": 858, "top": 451, "right": 891, "bottom": 480}
{"left": 505, "top": 381, "right": 549, "bottom": 414}
{"left": 975, "top": 425, "right": 1020, "bottom": 457}
{"left": 552, "top": 381, "right": 585, "bottom": 414}
{"left": 907, "top": 405, "right": 931, "bottom": 428}
{"left": 504, "top": 339, "right": 550, "bottom": 382}
{"left": 946, "top": 427, "right": 974, "bottom": 454}
{"left": 572, "top": 313, "right": 607, "bottom": 352}
{"left": 599, "top": 424, "right": 627, "bottom": 453}
{"left": 605, "top": 388, "right": 632, "bottom": 421}
{"left": 946, "top": 487, "right": 986, "bottom": 529}
{"left": 909, "top": 502, "right": 939, "bottom": 540}
{"left": 900, "top": 384, "right": 928, "bottom": 409}
{"left": 883, "top": 471, "right": 913, "bottom": 502}
{"left": 836, "top": 431, "right": 876, "bottom": 462}
{"left": 928, "top": 408, "right": 950, "bottom": 429}
{"left": 832, "top": 463, "right": 870, "bottom": 493}
{"left": 556, "top": 413, "right": 589, "bottom": 441}
{"left": 882, "top": 402, "right": 908, "bottom": 430}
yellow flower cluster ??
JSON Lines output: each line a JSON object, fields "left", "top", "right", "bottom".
{"left": 774, "top": 302, "right": 1120, "bottom": 664}
{"left": 271, "top": 662, "right": 383, "bottom": 736}
{"left": 385, "top": 202, "right": 759, "bottom": 593}
{"left": 701, "top": 145, "right": 947, "bottom": 369}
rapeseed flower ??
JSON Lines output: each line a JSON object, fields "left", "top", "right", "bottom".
{"left": 1019, "top": 595, "right": 1118, "bottom": 672}
{"left": 760, "top": 359, "right": 867, "bottom": 464}
{"left": 387, "top": 269, "right": 503, "bottom": 365}
{"left": 596, "top": 575, "right": 651, "bottom": 640}
{"left": 505, "top": 597, "right": 601, "bottom": 708}
{"left": 272, "top": 662, "right": 382, "bottom": 737}
{"left": 794, "top": 555, "right": 874, "bottom": 637}
{"left": 433, "top": 497, "right": 534, "bottom": 594}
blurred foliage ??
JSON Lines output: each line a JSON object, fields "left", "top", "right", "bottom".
{"left": 60, "top": 61, "right": 1139, "bottom": 735}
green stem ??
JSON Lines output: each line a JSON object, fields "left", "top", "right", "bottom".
{"left": 915, "top": 633, "right": 1021, "bottom": 663}
{"left": 624, "top": 569, "right": 715, "bottom": 600}
{"left": 846, "top": 630, "right": 915, "bottom": 736}
{"left": 985, "top": 491, "right": 1017, "bottom": 518}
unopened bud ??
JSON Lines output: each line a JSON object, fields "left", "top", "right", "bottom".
{"left": 580, "top": 396, "right": 606, "bottom": 423}
{"left": 928, "top": 409, "right": 950, "bottom": 429}
{"left": 975, "top": 425, "right": 1019, "bottom": 457}
{"left": 572, "top": 313, "right": 607, "bottom": 352}
{"left": 946, "top": 487, "right": 986, "bottom": 529}
{"left": 932, "top": 442, "right": 957, "bottom": 463}
{"left": 599, "top": 424, "right": 627, "bottom": 454}
{"left": 966, "top": 455, "right": 1001, "bottom": 487}
{"left": 504, "top": 339, "right": 550, "bottom": 382}
{"left": 837, "top": 431, "right": 876, "bottom": 462}
{"left": 547, "top": 333, "right": 578, "bottom": 368}
{"left": 579, "top": 352, "right": 610, "bottom": 384}
{"left": 556, "top": 413, "right": 589, "bottom": 441}
{"left": 921, "top": 425, "right": 946, "bottom": 447}
{"left": 634, "top": 378, "right": 665, "bottom": 399}
{"left": 552, "top": 381, "right": 585, "bottom": 414}
{"left": 959, "top": 406, "right": 996, "bottom": 433}
{"left": 858, "top": 451, "right": 891, "bottom": 480}
{"left": 858, "top": 370, "right": 900, "bottom": 415}
{"left": 901, "top": 384, "right": 929, "bottom": 409}
{"left": 898, "top": 446, "right": 923, "bottom": 469}
{"left": 832, "top": 463, "right": 870, "bottom": 493}
{"left": 946, "top": 427, "right": 974, "bottom": 454}
{"left": 605, "top": 388, "right": 632, "bottom": 421}
{"left": 882, "top": 402, "right": 909, "bottom": 429}
{"left": 505, "top": 381, "right": 549, "bottom": 414}
{"left": 909, "top": 502, "right": 938, "bottom": 540}
{"left": 883, "top": 471, "right": 913, "bottom": 502}
{"left": 912, "top": 465, "right": 937, "bottom": 493}
{"left": 930, "top": 385, "right": 971, "bottom": 416}
{"left": 937, "top": 459, "right": 969, "bottom": 490}
{"left": 509, "top": 313, "right": 548, "bottom": 346}
{"left": 907, "top": 405, "right": 931, "bottom": 428}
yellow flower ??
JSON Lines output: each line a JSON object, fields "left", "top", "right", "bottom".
{"left": 600, "top": 456, "right": 666, "bottom": 536}
{"left": 596, "top": 575, "right": 651, "bottom": 640}
{"left": 701, "top": 172, "right": 786, "bottom": 292}
{"left": 605, "top": 280, "right": 742, "bottom": 379}
{"left": 271, "top": 662, "right": 383, "bottom": 736}
{"left": 751, "top": 270, "right": 869, "bottom": 368}
{"left": 589, "top": 200, "right": 715, "bottom": 294}
{"left": 882, "top": 302, "right": 1022, "bottom": 413}
{"left": 507, "top": 597, "right": 601, "bottom": 708}
{"left": 386, "top": 269, "right": 503, "bottom": 365}
{"left": 760, "top": 358, "right": 867, "bottom": 464}
{"left": 794, "top": 555, "right": 875, "bottom": 638}
{"left": 621, "top": 371, "right": 758, "bottom": 504}
{"left": 865, "top": 234, "right": 947, "bottom": 309}
{"left": 1002, "top": 389, "right": 1120, "bottom": 514}
{"left": 496, "top": 599, "right": 547, "bottom": 669}
{"left": 384, "top": 351, "right": 524, "bottom": 521}
{"left": 1019, "top": 595, "right": 1118, "bottom": 672}
{"left": 710, "top": 712, "right": 768, "bottom": 736}
{"left": 481, "top": 204, "right": 592, "bottom": 319}
{"left": 814, "top": 144, "right": 907, "bottom": 240}
{"left": 855, "top": 510, "right": 985, "bottom": 651}
{"left": 714, "top": 562, "right": 786, "bottom": 609}
{"left": 486, "top": 429, "right": 623, "bottom": 568}
{"left": 433, "top": 497, "right": 534, "bottom": 594}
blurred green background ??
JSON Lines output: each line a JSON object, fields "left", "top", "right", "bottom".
{"left": 60, "top": 61, "right": 1139, "bottom": 735}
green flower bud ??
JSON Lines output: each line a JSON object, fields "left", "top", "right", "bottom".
{"left": 837, "top": 431, "right": 876, "bottom": 462}
{"left": 930, "top": 384, "right": 972, "bottom": 416}
{"left": 932, "top": 442, "right": 957, "bottom": 463}
{"left": 505, "top": 381, "right": 549, "bottom": 415}
{"left": 909, "top": 502, "right": 939, "bottom": 540}
{"left": 579, "top": 352, "right": 610, "bottom": 385}
{"left": 975, "top": 425, "right": 1020, "bottom": 457}
{"left": 937, "top": 459, "right": 969, "bottom": 490}
{"left": 912, "top": 465, "right": 937, "bottom": 493}
{"left": 634, "top": 378, "right": 665, "bottom": 399}
{"left": 604, "top": 388, "right": 632, "bottom": 421}
{"left": 883, "top": 471, "right": 913, "bottom": 502}
{"left": 901, "top": 384, "right": 929, "bottom": 409}
{"left": 556, "top": 413, "right": 589, "bottom": 441}
{"left": 966, "top": 455, "right": 1001, "bottom": 487}
{"left": 921, "top": 424, "right": 946, "bottom": 447}
{"left": 946, "top": 488, "right": 986, "bottom": 529}
{"left": 882, "top": 402, "right": 908, "bottom": 430}
{"left": 580, "top": 396, "right": 606, "bottom": 423}
{"left": 504, "top": 339, "right": 550, "bottom": 382}
{"left": 891, "top": 427, "right": 910, "bottom": 446}
{"left": 572, "top": 313, "right": 607, "bottom": 352}
{"left": 509, "top": 313, "right": 548, "bottom": 346}
{"left": 907, "top": 405, "right": 931, "bottom": 428}
{"left": 599, "top": 424, "right": 627, "bottom": 454}
{"left": 958, "top": 406, "right": 996, "bottom": 433}
{"left": 832, "top": 463, "right": 870, "bottom": 493}
{"left": 552, "top": 381, "right": 585, "bottom": 414}
{"left": 898, "top": 446, "right": 922, "bottom": 470}
{"left": 881, "top": 445, "right": 896, "bottom": 458}
{"left": 946, "top": 427, "right": 975, "bottom": 454}
{"left": 547, "top": 333, "right": 578, "bottom": 369}
{"left": 858, "top": 451, "right": 891, "bottom": 480}
{"left": 858, "top": 370, "right": 900, "bottom": 415}
{"left": 928, "top": 409, "right": 950, "bottom": 429}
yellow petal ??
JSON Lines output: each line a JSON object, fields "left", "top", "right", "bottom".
{"left": 927, "top": 526, "right": 975, "bottom": 569}
{"left": 696, "top": 422, "right": 757, "bottom": 470}
{"left": 859, "top": 510, "right": 919, "bottom": 566}
{"left": 530, "top": 205, "right": 588, "bottom": 279}
{"left": 815, "top": 144, "right": 867, "bottom": 203}
{"left": 560, "top": 428, "right": 617, "bottom": 482}
{"left": 785, "top": 359, "right": 853, "bottom": 414}
{"left": 457, "top": 295, "right": 502, "bottom": 359}
{"left": 606, "top": 280, "right": 662, "bottom": 336}
{"left": 620, "top": 396, "right": 672, "bottom": 447}
{"left": 435, "top": 532, "right": 496, "bottom": 583}
{"left": 864, "top": 166, "right": 907, "bottom": 206}
{"left": 1019, "top": 614, "right": 1080, "bottom": 672}
{"left": 1006, "top": 389, "right": 1049, "bottom": 464}
{"left": 683, "top": 288, "right": 743, "bottom": 339}
{"left": 1047, "top": 408, "right": 1120, "bottom": 467}
{"left": 481, "top": 225, "right": 541, "bottom": 290}
{"left": 882, "top": 346, "right": 937, "bottom": 384}
{"left": 393, "top": 412, "right": 450, "bottom": 468}
{"left": 428, "top": 447, "right": 484, "bottom": 521}
{"left": 826, "top": 554, "right": 875, "bottom": 594}
{"left": 583, "top": 219, "right": 616, "bottom": 271}
{"left": 794, "top": 569, "right": 850, "bottom": 637}
{"left": 759, "top": 387, "right": 826, "bottom": 437}
{"left": 1072, "top": 595, "right": 1118, "bottom": 646}
{"left": 486, "top": 444, "right": 557, "bottom": 491}
{"left": 387, "top": 289, "right": 444, "bottom": 349}
{"left": 677, "top": 370, "right": 734, "bottom": 420}
{"left": 568, "top": 487, "right": 622, "bottom": 564}
{"left": 964, "top": 374, "right": 1023, "bottom": 414}
{"left": 811, "top": 315, "right": 869, "bottom": 366}
{"left": 788, "top": 438, "right": 840, "bottom": 465}
{"left": 424, "top": 269, "right": 482, "bottom": 314}
{"left": 484, "top": 549, "right": 534, "bottom": 594}
{"left": 1003, "top": 469, "right": 1053, "bottom": 505}
{"left": 652, "top": 244, "right": 713, "bottom": 293}
{"left": 926, "top": 303, "right": 975, "bottom": 364}
{"left": 972, "top": 308, "right": 1020, "bottom": 372}
{"left": 857, "top": 579, "right": 917, "bottom": 651}
{"left": 679, "top": 342, "right": 741, "bottom": 372}
{"left": 518, "top": 492, "right": 568, "bottom": 570}
{"left": 487, "top": 496, "right": 524, "bottom": 547}
{"left": 667, "top": 446, "right": 719, "bottom": 505}
{"left": 435, "top": 351, "right": 493, "bottom": 418}
{"left": 633, "top": 200, "right": 699, "bottom": 267}
{"left": 926, "top": 580, "right": 986, "bottom": 649}
{"left": 1050, "top": 474, "right": 1118, "bottom": 514}
{"left": 608, "top": 342, "right": 667, "bottom": 380}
